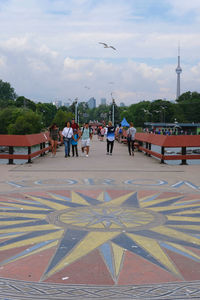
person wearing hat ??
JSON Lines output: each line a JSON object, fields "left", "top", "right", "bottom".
{"left": 71, "top": 128, "right": 80, "bottom": 157}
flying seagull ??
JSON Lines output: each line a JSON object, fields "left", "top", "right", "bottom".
{"left": 99, "top": 42, "right": 116, "bottom": 50}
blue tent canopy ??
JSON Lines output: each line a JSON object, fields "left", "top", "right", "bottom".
{"left": 121, "top": 117, "right": 130, "bottom": 127}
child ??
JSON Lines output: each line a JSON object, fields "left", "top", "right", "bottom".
{"left": 71, "top": 129, "right": 79, "bottom": 157}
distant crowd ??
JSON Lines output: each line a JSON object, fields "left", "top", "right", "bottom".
{"left": 144, "top": 128, "right": 196, "bottom": 135}
{"left": 49, "top": 120, "right": 137, "bottom": 158}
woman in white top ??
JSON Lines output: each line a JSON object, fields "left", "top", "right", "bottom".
{"left": 62, "top": 121, "right": 73, "bottom": 157}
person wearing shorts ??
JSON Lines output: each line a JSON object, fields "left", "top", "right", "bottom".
{"left": 49, "top": 123, "right": 61, "bottom": 157}
{"left": 81, "top": 123, "right": 92, "bottom": 157}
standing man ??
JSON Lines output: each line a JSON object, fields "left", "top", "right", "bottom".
{"left": 126, "top": 122, "right": 136, "bottom": 156}
{"left": 81, "top": 123, "right": 92, "bottom": 157}
{"left": 71, "top": 118, "right": 79, "bottom": 132}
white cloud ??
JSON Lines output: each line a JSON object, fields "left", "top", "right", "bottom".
{"left": 191, "top": 62, "right": 200, "bottom": 75}
{"left": 167, "top": 0, "right": 200, "bottom": 16}
{"left": 2, "top": 37, "right": 30, "bottom": 51}
{"left": 0, "top": 55, "right": 6, "bottom": 67}
{"left": 0, "top": 0, "right": 200, "bottom": 104}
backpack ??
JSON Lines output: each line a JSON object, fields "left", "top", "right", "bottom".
{"left": 82, "top": 127, "right": 93, "bottom": 135}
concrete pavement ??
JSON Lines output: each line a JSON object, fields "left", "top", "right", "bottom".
{"left": 0, "top": 136, "right": 200, "bottom": 299}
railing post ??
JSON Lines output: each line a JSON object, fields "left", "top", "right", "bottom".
{"left": 28, "top": 146, "right": 32, "bottom": 163}
{"left": 40, "top": 143, "right": 43, "bottom": 157}
{"left": 145, "top": 142, "right": 148, "bottom": 155}
{"left": 8, "top": 146, "right": 14, "bottom": 165}
{"left": 181, "top": 146, "right": 187, "bottom": 165}
{"left": 138, "top": 141, "right": 142, "bottom": 152}
{"left": 161, "top": 146, "right": 165, "bottom": 164}
{"left": 148, "top": 143, "right": 151, "bottom": 157}
{"left": 43, "top": 142, "right": 46, "bottom": 155}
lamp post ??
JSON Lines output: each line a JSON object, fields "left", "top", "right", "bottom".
{"left": 77, "top": 111, "right": 80, "bottom": 124}
{"left": 74, "top": 98, "right": 78, "bottom": 123}
{"left": 160, "top": 106, "right": 165, "bottom": 123}
{"left": 109, "top": 111, "right": 111, "bottom": 122}
{"left": 111, "top": 93, "right": 115, "bottom": 125}
{"left": 112, "top": 99, "right": 115, "bottom": 125}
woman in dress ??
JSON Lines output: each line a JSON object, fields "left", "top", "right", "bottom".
{"left": 49, "top": 123, "right": 60, "bottom": 157}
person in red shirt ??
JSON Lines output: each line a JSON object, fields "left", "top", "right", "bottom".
{"left": 71, "top": 118, "right": 79, "bottom": 132}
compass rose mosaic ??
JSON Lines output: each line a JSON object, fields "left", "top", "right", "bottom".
{"left": 0, "top": 189, "right": 200, "bottom": 285}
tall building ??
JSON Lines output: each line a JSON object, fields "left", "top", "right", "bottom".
{"left": 87, "top": 97, "right": 96, "bottom": 109}
{"left": 175, "top": 46, "right": 182, "bottom": 100}
{"left": 100, "top": 98, "right": 107, "bottom": 105}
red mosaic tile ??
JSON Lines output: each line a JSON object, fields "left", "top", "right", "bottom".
{"left": 45, "top": 249, "right": 115, "bottom": 285}
{"left": 165, "top": 248, "right": 200, "bottom": 281}
{"left": 0, "top": 247, "right": 56, "bottom": 282}
{"left": 118, "top": 250, "right": 182, "bottom": 285}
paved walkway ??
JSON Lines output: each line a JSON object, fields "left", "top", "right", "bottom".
{"left": 0, "top": 136, "right": 200, "bottom": 299}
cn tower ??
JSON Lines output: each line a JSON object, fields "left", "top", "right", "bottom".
{"left": 175, "top": 46, "right": 182, "bottom": 100}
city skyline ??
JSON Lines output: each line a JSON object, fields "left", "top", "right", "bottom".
{"left": 0, "top": 0, "right": 200, "bottom": 105}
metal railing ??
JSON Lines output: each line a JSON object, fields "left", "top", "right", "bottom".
{"left": 0, "top": 132, "right": 50, "bottom": 164}
{"left": 135, "top": 133, "right": 200, "bottom": 164}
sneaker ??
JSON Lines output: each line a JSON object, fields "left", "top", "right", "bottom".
{"left": 106, "top": 152, "right": 109, "bottom": 155}
{"left": 86, "top": 154, "right": 88, "bottom": 157}
{"left": 65, "top": 154, "right": 68, "bottom": 158}
{"left": 110, "top": 153, "right": 112, "bottom": 155}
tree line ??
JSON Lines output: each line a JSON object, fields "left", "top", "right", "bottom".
{"left": 0, "top": 79, "right": 200, "bottom": 135}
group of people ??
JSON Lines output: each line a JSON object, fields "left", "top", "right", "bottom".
{"left": 100, "top": 121, "right": 136, "bottom": 156}
{"left": 49, "top": 119, "right": 137, "bottom": 158}
{"left": 49, "top": 119, "right": 92, "bottom": 158}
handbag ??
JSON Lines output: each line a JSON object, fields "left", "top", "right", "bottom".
{"left": 64, "top": 128, "right": 70, "bottom": 141}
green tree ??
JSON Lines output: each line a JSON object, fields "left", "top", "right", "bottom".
{"left": 0, "top": 98, "right": 15, "bottom": 108}
{"left": 15, "top": 96, "right": 36, "bottom": 111}
{"left": 149, "top": 100, "right": 175, "bottom": 123}
{"left": 176, "top": 91, "right": 200, "bottom": 122}
{"left": 52, "top": 110, "right": 74, "bottom": 129}
{"left": 0, "top": 79, "right": 17, "bottom": 101}
{"left": 8, "top": 111, "right": 43, "bottom": 134}
{"left": 0, "top": 107, "right": 22, "bottom": 134}
{"left": 36, "top": 102, "right": 57, "bottom": 127}
{"left": 176, "top": 91, "right": 192, "bottom": 102}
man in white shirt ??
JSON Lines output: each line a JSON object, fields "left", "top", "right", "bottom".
{"left": 62, "top": 121, "right": 73, "bottom": 157}
{"left": 127, "top": 122, "right": 136, "bottom": 156}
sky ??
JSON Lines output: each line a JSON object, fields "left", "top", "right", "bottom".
{"left": 0, "top": 0, "right": 200, "bottom": 106}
